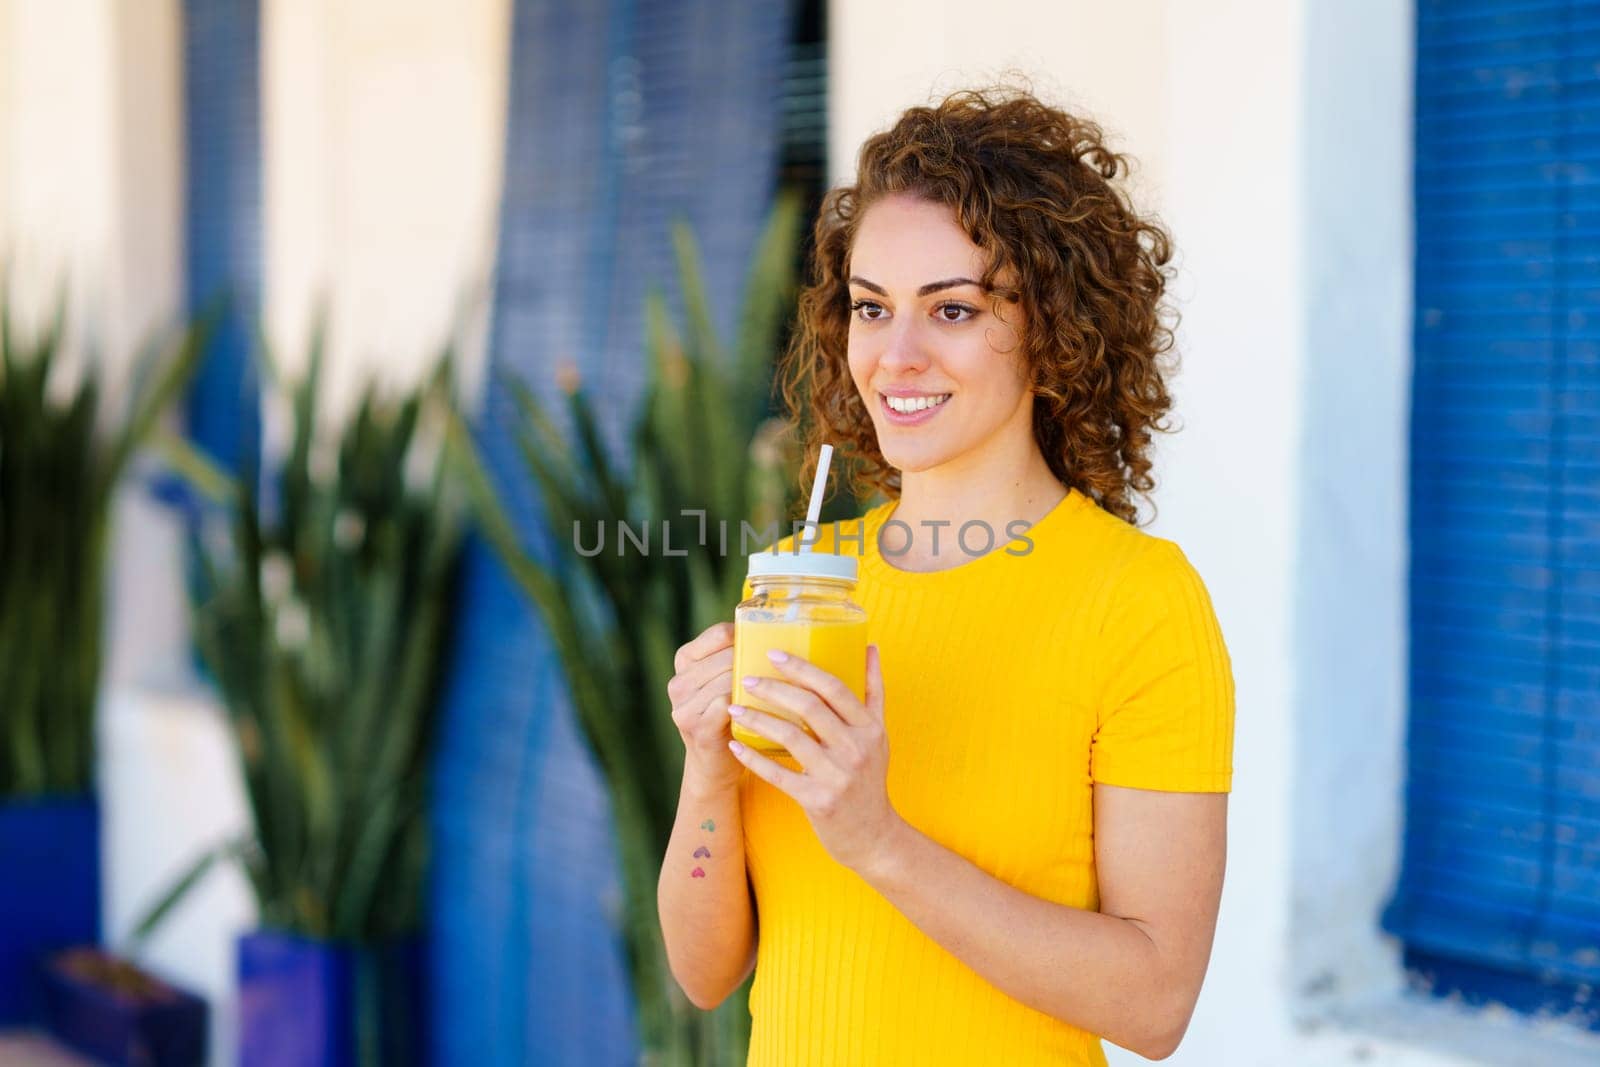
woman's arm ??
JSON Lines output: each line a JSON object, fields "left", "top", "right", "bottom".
{"left": 656, "top": 621, "right": 760, "bottom": 1010}
{"left": 859, "top": 785, "right": 1226, "bottom": 1060}
{"left": 656, "top": 766, "right": 757, "bottom": 1010}
{"left": 726, "top": 648, "right": 1227, "bottom": 1060}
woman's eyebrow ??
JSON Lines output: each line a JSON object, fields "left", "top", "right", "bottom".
{"left": 848, "top": 275, "right": 983, "bottom": 297}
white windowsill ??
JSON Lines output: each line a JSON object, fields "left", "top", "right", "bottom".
{"left": 1294, "top": 989, "right": 1600, "bottom": 1067}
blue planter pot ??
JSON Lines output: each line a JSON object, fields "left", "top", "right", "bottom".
{"left": 237, "top": 931, "right": 427, "bottom": 1067}
{"left": 0, "top": 795, "right": 100, "bottom": 1025}
{"left": 39, "top": 948, "right": 206, "bottom": 1066}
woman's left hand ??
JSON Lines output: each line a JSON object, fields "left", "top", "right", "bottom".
{"left": 728, "top": 644, "right": 904, "bottom": 876}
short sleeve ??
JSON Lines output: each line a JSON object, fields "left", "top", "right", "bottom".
{"left": 1089, "top": 539, "right": 1235, "bottom": 793}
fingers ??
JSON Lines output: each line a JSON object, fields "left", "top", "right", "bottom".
{"left": 738, "top": 675, "right": 850, "bottom": 748}
{"left": 674, "top": 621, "right": 734, "bottom": 674}
{"left": 728, "top": 737, "right": 811, "bottom": 800}
{"left": 760, "top": 651, "right": 870, "bottom": 727}
{"left": 864, "top": 644, "right": 885, "bottom": 720}
{"left": 690, "top": 690, "right": 735, "bottom": 741}
{"left": 729, "top": 705, "right": 829, "bottom": 771}
{"left": 665, "top": 647, "right": 734, "bottom": 706}
{"left": 670, "top": 671, "right": 733, "bottom": 732}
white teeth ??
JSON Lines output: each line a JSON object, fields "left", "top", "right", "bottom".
{"left": 884, "top": 393, "right": 950, "bottom": 414}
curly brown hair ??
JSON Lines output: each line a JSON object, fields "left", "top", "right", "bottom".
{"left": 777, "top": 85, "right": 1178, "bottom": 527}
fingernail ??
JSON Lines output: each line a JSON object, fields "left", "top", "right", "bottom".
{"left": 728, "top": 739, "right": 745, "bottom": 754}
{"left": 728, "top": 704, "right": 745, "bottom": 718}
{"left": 741, "top": 676, "right": 761, "bottom": 689}
{"left": 766, "top": 649, "right": 789, "bottom": 664}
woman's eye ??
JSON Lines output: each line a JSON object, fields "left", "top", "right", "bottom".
{"left": 850, "top": 299, "right": 975, "bottom": 324}
{"left": 850, "top": 299, "right": 886, "bottom": 322}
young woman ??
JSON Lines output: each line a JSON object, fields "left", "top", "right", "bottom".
{"left": 657, "top": 87, "right": 1234, "bottom": 1065}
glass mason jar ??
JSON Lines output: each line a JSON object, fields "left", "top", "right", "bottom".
{"left": 731, "top": 550, "right": 868, "bottom": 759}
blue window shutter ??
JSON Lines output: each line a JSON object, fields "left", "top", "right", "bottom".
{"left": 182, "top": 0, "right": 260, "bottom": 470}
{"left": 429, "top": 3, "right": 798, "bottom": 1064}
{"left": 1383, "top": 0, "right": 1600, "bottom": 1025}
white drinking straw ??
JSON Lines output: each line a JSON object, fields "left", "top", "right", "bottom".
{"left": 800, "top": 444, "right": 833, "bottom": 553}
{"left": 779, "top": 444, "right": 834, "bottom": 624}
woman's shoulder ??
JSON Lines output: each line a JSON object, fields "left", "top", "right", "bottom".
{"left": 1063, "top": 494, "right": 1198, "bottom": 577}
{"left": 1087, "top": 521, "right": 1221, "bottom": 645}
{"left": 1033, "top": 495, "right": 1217, "bottom": 631}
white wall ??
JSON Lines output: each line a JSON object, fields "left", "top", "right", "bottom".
{"left": 0, "top": 0, "right": 182, "bottom": 373}
{"left": 261, "top": 0, "right": 511, "bottom": 423}
{"left": 830, "top": 2, "right": 1600, "bottom": 1065}
{"left": 829, "top": 0, "right": 1171, "bottom": 210}
{"left": 0, "top": 7, "right": 11, "bottom": 250}
{"left": 0, "top": 0, "right": 192, "bottom": 694}
{"left": 0, "top": 0, "right": 118, "bottom": 337}
{"left": 1294, "top": 0, "right": 1415, "bottom": 1007}
{"left": 1154, "top": 3, "right": 1303, "bottom": 1059}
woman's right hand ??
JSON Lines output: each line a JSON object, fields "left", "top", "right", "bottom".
{"left": 668, "top": 621, "right": 743, "bottom": 790}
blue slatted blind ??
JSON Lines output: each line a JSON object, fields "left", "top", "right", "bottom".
{"left": 1383, "top": 0, "right": 1600, "bottom": 1025}
{"left": 430, "top": 3, "right": 796, "bottom": 1063}
{"left": 181, "top": 0, "right": 260, "bottom": 470}
{"left": 777, "top": 0, "right": 827, "bottom": 197}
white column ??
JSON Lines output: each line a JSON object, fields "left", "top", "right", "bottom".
{"left": 261, "top": 0, "right": 512, "bottom": 422}
{"left": 1155, "top": 0, "right": 1305, "bottom": 1058}
{"left": 2, "top": 0, "right": 119, "bottom": 341}
{"left": 1292, "top": 0, "right": 1415, "bottom": 1007}
{"left": 0, "top": 0, "right": 182, "bottom": 371}
{"left": 0, "top": 7, "right": 11, "bottom": 250}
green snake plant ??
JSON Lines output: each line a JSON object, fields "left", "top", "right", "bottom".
{"left": 0, "top": 290, "right": 210, "bottom": 799}
{"left": 449, "top": 194, "right": 857, "bottom": 1066}
{"left": 137, "top": 328, "right": 464, "bottom": 950}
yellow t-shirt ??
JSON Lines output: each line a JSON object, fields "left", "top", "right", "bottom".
{"left": 737, "top": 488, "right": 1235, "bottom": 1065}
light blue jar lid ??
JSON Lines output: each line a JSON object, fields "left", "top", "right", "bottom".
{"left": 745, "top": 548, "right": 859, "bottom": 583}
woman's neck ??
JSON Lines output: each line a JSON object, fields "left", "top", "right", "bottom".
{"left": 886, "top": 448, "right": 1066, "bottom": 572}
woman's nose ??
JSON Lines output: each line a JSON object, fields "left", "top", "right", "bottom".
{"left": 877, "top": 320, "right": 930, "bottom": 373}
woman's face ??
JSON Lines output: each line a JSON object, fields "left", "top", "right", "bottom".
{"left": 846, "top": 193, "right": 1032, "bottom": 479}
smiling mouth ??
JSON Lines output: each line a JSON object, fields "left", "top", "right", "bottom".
{"left": 881, "top": 393, "right": 952, "bottom": 415}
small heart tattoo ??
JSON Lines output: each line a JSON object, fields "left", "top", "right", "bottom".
{"left": 700, "top": 819, "right": 715, "bottom": 832}
{"left": 691, "top": 867, "right": 706, "bottom": 878}
{"left": 693, "top": 846, "right": 711, "bottom": 859}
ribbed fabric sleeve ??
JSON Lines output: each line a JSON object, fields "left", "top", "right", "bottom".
{"left": 735, "top": 490, "right": 1235, "bottom": 1065}
{"left": 1089, "top": 540, "right": 1236, "bottom": 793}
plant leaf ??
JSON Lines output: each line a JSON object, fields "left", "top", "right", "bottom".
{"left": 101, "top": 304, "right": 221, "bottom": 495}
{"left": 153, "top": 428, "right": 238, "bottom": 505}
{"left": 124, "top": 834, "right": 257, "bottom": 951}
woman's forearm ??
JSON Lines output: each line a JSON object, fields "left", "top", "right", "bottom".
{"left": 860, "top": 820, "right": 1188, "bottom": 1059}
{"left": 656, "top": 768, "right": 756, "bottom": 1010}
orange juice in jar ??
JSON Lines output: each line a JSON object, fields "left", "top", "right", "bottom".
{"left": 731, "top": 550, "right": 867, "bottom": 758}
